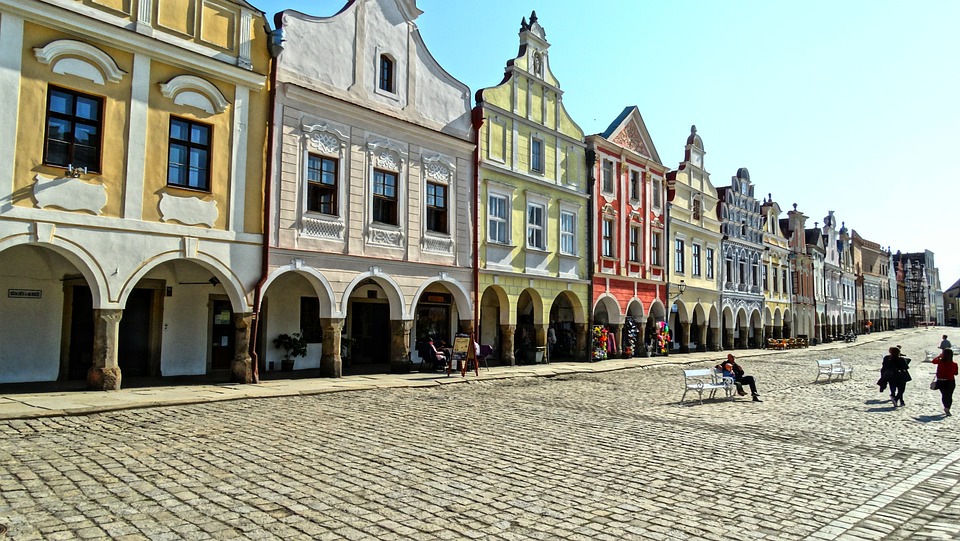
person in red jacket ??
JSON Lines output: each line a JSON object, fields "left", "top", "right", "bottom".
{"left": 932, "top": 349, "right": 958, "bottom": 416}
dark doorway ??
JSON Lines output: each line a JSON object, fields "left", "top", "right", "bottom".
{"left": 118, "top": 288, "right": 153, "bottom": 377}
{"left": 67, "top": 285, "right": 94, "bottom": 380}
{"left": 350, "top": 302, "right": 390, "bottom": 365}
{"left": 211, "top": 300, "right": 234, "bottom": 371}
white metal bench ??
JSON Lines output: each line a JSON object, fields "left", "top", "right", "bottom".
{"left": 681, "top": 368, "right": 734, "bottom": 404}
{"left": 815, "top": 358, "right": 853, "bottom": 381}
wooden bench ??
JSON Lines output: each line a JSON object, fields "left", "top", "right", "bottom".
{"left": 815, "top": 358, "right": 853, "bottom": 382}
{"left": 681, "top": 368, "right": 735, "bottom": 404}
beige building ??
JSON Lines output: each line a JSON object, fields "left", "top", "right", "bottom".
{"left": 0, "top": 0, "right": 272, "bottom": 388}
{"left": 261, "top": 0, "right": 475, "bottom": 375}
{"left": 760, "top": 195, "right": 792, "bottom": 339}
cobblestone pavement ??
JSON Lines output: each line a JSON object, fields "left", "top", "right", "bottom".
{"left": 0, "top": 331, "right": 958, "bottom": 540}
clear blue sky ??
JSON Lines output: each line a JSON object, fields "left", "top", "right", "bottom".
{"left": 264, "top": 0, "right": 960, "bottom": 288}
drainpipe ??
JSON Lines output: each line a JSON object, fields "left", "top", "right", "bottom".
{"left": 248, "top": 22, "right": 284, "bottom": 384}
{"left": 585, "top": 148, "right": 596, "bottom": 360}
{"left": 471, "top": 106, "right": 483, "bottom": 340}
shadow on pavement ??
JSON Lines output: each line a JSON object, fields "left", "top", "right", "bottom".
{"left": 913, "top": 415, "right": 946, "bottom": 423}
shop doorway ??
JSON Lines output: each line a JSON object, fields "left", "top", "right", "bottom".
{"left": 210, "top": 299, "right": 235, "bottom": 371}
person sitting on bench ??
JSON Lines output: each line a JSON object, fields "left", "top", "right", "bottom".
{"left": 716, "top": 354, "right": 762, "bottom": 402}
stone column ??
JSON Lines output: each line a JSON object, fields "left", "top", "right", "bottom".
{"left": 320, "top": 318, "right": 344, "bottom": 378}
{"left": 723, "top": 328, "right": 734, "bottom": 350}
{"left": 536, "top": 324, "right": 549, "bottom": 362}
{"left": 459, "top": 318, "right": 475, "bottom": 337}
{"left": 772, "top": 325, "right": 781, "bottom": 339}
{"left": 231, "top": 312, "right": 254, "bottom": 384}
{"left": 696, "top": 324, "right": 708, "bottom": 352}
{"left": 500, "top": 324, "right": 516, "bottom": 366}
{"left": 88, "top": 309, "right": 123, "bottom": 391}
{"left": 737, "top": 326, "right": 749, "bottom": 349}
{"left": 389, "top": 320, "right": 413, "bottom": 373}
{"left": 782, "top": 323, "right": 791, "bottom": 338}
{"left": 679, "top": 322, "right": 691, "bottom": 354}
{"left": 575, "top": 323, "right": 588, "bottom": 360}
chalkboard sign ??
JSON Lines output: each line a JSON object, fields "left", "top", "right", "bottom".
{"left": 452, "top": 336, "right": 471, "bottom": 354}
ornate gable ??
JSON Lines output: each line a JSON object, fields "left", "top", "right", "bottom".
{"left": 612, "top": 121, "right": 650, "bottom": 159}
{"left": 601, "top": 106, "right": 661, "bottom": 164}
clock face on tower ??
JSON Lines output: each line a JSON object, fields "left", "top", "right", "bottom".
{"left": 692, "top": 152, "right": 702, "bottom": 166}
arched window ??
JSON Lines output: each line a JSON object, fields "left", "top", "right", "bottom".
{"left": 379, "top": 55, "right": 394, "bottom": 93}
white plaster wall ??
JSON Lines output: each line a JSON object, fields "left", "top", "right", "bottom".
{"left": 0, "top": 247, "right": 67, "bottom": 383}
{"left": 263, "top": 274, "right": 322, "bottom": 371}
{"left": 277, "top": 9, "right": 356, "bottom": 91}
{"left": 153, "top": 266, "right": 209, "bottom": 376}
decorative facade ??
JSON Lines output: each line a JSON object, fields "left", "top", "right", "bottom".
{"left": 665, "top": 126, "right": 722, "bottom": 352}
{"left": 717, "top": 168, "right": 765, "bottom": 349}
{"left": 0, "top": 0, "right": 271, "bottom": 388}
{"left": 820, "top": 212, "right": 843, "bottom": 340}
{"left": 805, "top": 225, "right": 827, "bottom": 343}
{"left": 852, "top": 230, "right": 888, "bottom": 332}
{"left": 475, "top": 12, "right": 589, "bottom": 364}
{"left": 586, "top": 107, "right": 668, "bottom": 358}
{"left": 760, "top": 194, "right": 792, "bottom": 340}
{"left": 783, "top": 205, "right": 816, "bottom": 341}
{"left": 265, "top": 0, "right": 476, "bottom": 375}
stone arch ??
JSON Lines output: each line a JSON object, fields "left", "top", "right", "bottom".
{"left": 626, "top": 298, "right": 646, "bottom": 320}
{"left": 121, "top": 251, "right": 248, "bottom": 313}
{"left": 517, "top": 287, "right": 545, "bottom": 326}
{"left": 672, "top": 299, "right": 691, "bottom": 323}
{"left": 261, "top": 265, "right": 337, "bottom": 318}
{"left": 0, "top": 233, "right": 109, "bottom": 308}
{"left": 410, "top": 275, "right": 473, "bottom": 323}
{"left": 592, "top": 293, "right": 623, "bottom": 325}
{"left": 773, "top": 308, "right": 782, "bottom": 327}
{"left": 764, "top": 306, "right": 774, "bottom": 326}
{"left": 648, "top": 299, "right": 667, "bottom": 321}
{"left": 480, "top": 285, "right": 511, "bottom": 325}
{"left": 342, "top": 270, "right": 406, "bottom": 320}
{"left": 34, "top": 39, "right": 125, "bottom": 85}
{"left": 552, "top": 290, "right": 586, "bottom": 324}
{"left": 723, "top": 306, "right": 737, "bottom": 329}
{"left": 709, "top": 304, "right": 721, "bottom": 328}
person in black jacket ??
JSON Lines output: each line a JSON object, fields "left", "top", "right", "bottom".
{"left": 716, "top": 354, "right": 762, "bottom": 402}
{"left": 881, "top": 346, "right": 912, "bottom": 407}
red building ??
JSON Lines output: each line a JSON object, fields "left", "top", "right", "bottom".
{"left": 586, "top": 107, "right": 668, "bottom": 359}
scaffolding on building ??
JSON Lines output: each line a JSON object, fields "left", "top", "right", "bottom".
{"left": 904, "top": 260, "right": 927, "bottom": 327}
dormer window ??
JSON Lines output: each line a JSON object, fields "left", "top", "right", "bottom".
{"left": 379, "top": 55, "right": 394, "bottom": 93}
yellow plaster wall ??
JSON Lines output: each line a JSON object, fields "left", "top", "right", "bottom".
{"left": 478, "top": 275, "right": 588, "bottom": 326}
{"left": 143, "top": 62, "right": 234, "bottom": 229}
{"left": 200, "top": 0, "right": 236, "bottom": 50}
{"left": 86, "top": 0, "right": 132, "bottom": 15}
{"left": 14, "top": 23, "right": 133, "bottom": 218}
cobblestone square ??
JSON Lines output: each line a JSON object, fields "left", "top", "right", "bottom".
{"left": 1, "top": 331, "right": 958, "bottom": 540}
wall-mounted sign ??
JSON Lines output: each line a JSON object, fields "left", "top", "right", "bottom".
{"left": 8, "top": 289, "right": 42, "bottom": 299}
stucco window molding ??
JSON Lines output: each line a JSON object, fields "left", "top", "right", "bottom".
{"left": 421, "top": 151, "right": 455, "bottom": 253}
{"left": 301, "top": 119, "right": 348, "bottom": 235}
{"left": 32, "top": 173, "right": 107, "bottom": 215}
{"left": 160, "top": 75, "right": 229, "bottom": 114}
{"left": 159, "top": 192, "right": 218, "bottom": 228}
{"left": 34, "top": 40, "right": 125, "bottom": 85}
{"left": 366, "top": 136, "right": 406, "bottom": 241}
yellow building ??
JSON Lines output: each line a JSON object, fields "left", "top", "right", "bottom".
{"left": 0, "top": 0, "right": 272, "bottom": 388}
{"left": 760, "top": 196, "right": 793, "bottom": 339}
{"left": 475, "top": 12, "right": 589, "bottom": 364}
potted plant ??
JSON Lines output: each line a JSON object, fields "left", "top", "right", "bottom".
{"left": 273, "top": 332, "right": 307, "bottom": 371}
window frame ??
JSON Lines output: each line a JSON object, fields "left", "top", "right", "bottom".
{"left": 559, "top": 210, "right": 576, "bottom": 256}
{"left": 601, "top": 159, "right": 614, "bottom": 193}
{"left": 675, "top": 239, "right": 685, "bottom": 274}
{"left": 651, "top": 177, "right": 663, "bottom": 209}
{"left": 44, "top": 85, "right": 104, "bottom": 173}
{"left": 372, "top": 168, "right": 399, "bottom": 225}
{"left": 425, "top": 181, "right": 448, "bottom": 234}
{"left": 530, "top": 136, "right": 545, "bottom": 174}
{"left": 629, "top": 225, "right": 641, "bottom": 263}
{"left": 651, "top": 231, "right": 662, "bottom": 267}
{"left": 601, "top": 218, "right": 615, "bottom": 258}
{"left": 692, "top": 244, "right": 702, "bottom": 276}
{"left": 378, "top": 54, "right": 394, "bottom": 94}
{"left": 487, "top": 193, "right": 510, "bottom": 244}
{"left": 167, "top": 115, "right": 213, "bottom": 192}
{"left": 706, "top": 247, "right": 715, "bottom": 279}
{"left": 306, "top": 153, "right": 339, "bottom": 216}
{"left": 629, "top": 170, "right": 641, "bottom": 202}
{"left": 526, "top": 202, "right": 546, "bottom": 250}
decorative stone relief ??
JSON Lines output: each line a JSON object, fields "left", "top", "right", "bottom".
{"left": 308, "top": 132, "right": 340, "bottom": 155}
{"left": 422, "top": 234, "right": 454, "bottom": 254}
{"left": 301, "top": 215, "right": 345, "bottom": 240}
{"left": 377, "top": 151, "right": 399, "bottom": 171}
{"left": 367, "top": 226, "right": 403, "bottom": 247}
{"left": 160, "top": 75, "right": 229, "bottom": 114}
{"left": 613, "top": 122, "right": 650, "bottom": 158}
{"left": 159, "top": 193, "right": 218, "bottom": 227}
{"left": 34, "top": 40, "right": 125, "bottom": 85}
{"left": 32, "top": 174, "right": 107, "bottom": 215}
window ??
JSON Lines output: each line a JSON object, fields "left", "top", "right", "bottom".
{"left": 692, "top": 244, "right": 701, "bottom": 276}
{"left": 652, "top": 178, "right": 662, "bottom": 208}
{"left": 300, "top": 297, "right": 322, "bottom": 343}
{"left": 426, "top": 182, "right": 447, "bottom": 233}
{"left": 373, "top": 169, "right": 398, "bottom": 225}
{"left": 530, "top": 138, "right": 544, "bottom": 173}
{"left": 602, "top": 160, "right": 614, "bottom": 192}
{"left": 782, "top": 269, "right": 788, "bottom": 293}
{"left": 629, "top": 170, "right": 640, "bottom": 201}
{"left": 306, "top": 154, "right": 338, "bottom": 215}
{"left": 770, "top": 265, "right": 777, "bottom": 292}
{"left": 675, "top": 239, "right": 685, "bottom": 274}
{"left": 44, "top": 86, "right": 103, "bottom": 172}
{"left": 706, "top": 248, "right": 715, "bottom": 279}
{"left": 738, "top": 260, "right": 746, "bottom": 284}
{"left": 751, "top": 260, "right": 759, "bottom": 287}
{"left": 602, "top": 219, "right": 614, "bottom": 258}
{"left": 692, "top": 198, "right": 701, "bottom": 220}
{"left": 526, "top": 203, "right": 545, "bottom": 249}
{"left": 560, "top": 211, "right": 576, "bottom": 255}
{"left": 651, "top": 232, "right": 661, "bottom": 266}
{"left": 488, "top": 194, "right": 509, "bottom": 244}
{"left": 379, "top": 55, "right": 394, "bottom": 93}
{"left": 168, "top": 117, "right": 211, "bottom": 191}
{"left": 629, "top": 226, "right": 641, "bottom": 263}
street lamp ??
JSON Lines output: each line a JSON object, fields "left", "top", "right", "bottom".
{"left": 670, "top": 279, "right": 686, "bottom": 300}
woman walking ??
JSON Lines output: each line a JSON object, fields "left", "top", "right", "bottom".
{"left": 932, "top": 349, "right": 958, "bottom": 416}
{"left": 882, "top": 346, "right": 912, "bottom": 408}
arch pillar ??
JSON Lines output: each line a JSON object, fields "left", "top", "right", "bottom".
{"left": 390, "top": 320, "right": 413, "bottom": 373}
{"left": 88, "top": 309, "right": 123, "bottom": 391}
{"left": 231, "top": 312, "right": 255, "bottom": 384}
{"left": 500, "top": 324, "right": 516, "bottom": 365}
{"left": 737, "top": 325, "right": 749, "bottom": 349}
{"left": 678, "top": 322, "right": 690, "bottom": 354}
{"left": 320, "top": 318, "right": 344, "bottom": 377}
{"left": 723, "top": 327, "right": 734, "bottom": 350}
{"left": 575, "top": 323, "right": 588, "bottom": 359}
